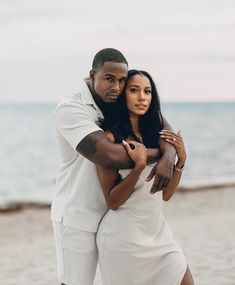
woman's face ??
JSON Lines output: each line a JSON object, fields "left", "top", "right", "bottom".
{"left": 125, "top": 74, "right": 152, "bottom": 116}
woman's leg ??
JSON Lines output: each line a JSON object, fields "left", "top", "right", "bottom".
{"left": 180, "top": 265, "right": 195, "bottom": 285}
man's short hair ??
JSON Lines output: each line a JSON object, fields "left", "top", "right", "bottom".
{"left": 92, "top": 48, "right": 128, "bottom": 70}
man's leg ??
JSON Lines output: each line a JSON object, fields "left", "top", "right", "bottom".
{"left": 53, "top": 221, "right": 98, "bottom": 285}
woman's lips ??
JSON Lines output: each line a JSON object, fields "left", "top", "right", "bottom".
{"left": 135, "top": 104, "right": 147, "bottom": 108}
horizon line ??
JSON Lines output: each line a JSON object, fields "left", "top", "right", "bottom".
{"left": 1, "top": 100, "right": 235, "bottom": 105}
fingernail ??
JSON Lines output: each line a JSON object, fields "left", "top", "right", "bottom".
{"left": 160, "top": 135, "right": 165, "bottom": 138}
{"left": 122, "top": 140, "right": 127, "bottom": 145}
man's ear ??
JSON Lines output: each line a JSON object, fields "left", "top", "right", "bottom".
{"left": 89, "top": 69, "right": 95, "bottom": 81}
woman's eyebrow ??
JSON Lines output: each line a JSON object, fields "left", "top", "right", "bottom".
{"left": 128, "top": 84, "right": 151, "bottom": 88}
{"left": 127, "top": 84, "right": 139, "bottom": 88}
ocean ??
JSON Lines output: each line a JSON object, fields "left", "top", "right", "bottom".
{"left": 0, "top": 102, "right": 235, "bottom": 208}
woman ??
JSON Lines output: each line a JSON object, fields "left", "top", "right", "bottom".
{"left": 96, "top": 70, "right": 194, "bottom": 285}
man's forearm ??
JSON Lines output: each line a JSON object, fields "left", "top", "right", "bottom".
{"left": 77, "top": 131, "right": 134, "bottom": 169}
{"left": 77, "top": 131, "right": 160, "bottom": 169}
{"left": 159, "top": 137, "right": 176, "bottom": 163}
{"left": 145, "top": 117, "right": 177, "bottom": 193}
{"left": 160, "top": 117, "right": 176, "bottom": 162}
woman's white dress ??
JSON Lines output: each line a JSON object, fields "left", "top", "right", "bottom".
{"left": 96, "top": 165, "right": 187, "bottom": 285}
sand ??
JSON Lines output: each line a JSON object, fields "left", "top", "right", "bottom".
{"left": 1, "top": 187, "right": 235, "bottom": 285}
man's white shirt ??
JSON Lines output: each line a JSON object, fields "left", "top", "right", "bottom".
{"left": 51, "top": 79, "right": 108, "bottom": 232}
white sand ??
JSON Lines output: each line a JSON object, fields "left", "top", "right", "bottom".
{"left": 1, "top": 187, "right": 235, "bottom": 285}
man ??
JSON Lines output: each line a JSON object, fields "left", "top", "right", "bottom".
{"left": 51, "top": 48, "right": 176, "bottom": 285}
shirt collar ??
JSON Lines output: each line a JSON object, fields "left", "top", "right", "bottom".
{"left": 80, "top": 78, "right": 96, "bottom": 105}
{"left": 80, "top": 78, "right": 103, "bottom": 116}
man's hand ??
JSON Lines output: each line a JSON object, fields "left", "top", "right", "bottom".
{"left": 146, "top": 152, "right": 175, "bottom": 194}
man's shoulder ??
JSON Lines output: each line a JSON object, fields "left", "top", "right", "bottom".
{"left": 56, "top": 92, "right": 83, "bottom": 110}
{"left": 56, "top": 79, "right": 93, "bottom": 111}
{"left": 54, "top": 90, "right": 96, "bottom": 123}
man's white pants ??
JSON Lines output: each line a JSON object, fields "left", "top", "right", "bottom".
{"left": 52, "top": 221, "right": 98, "bottom": 285}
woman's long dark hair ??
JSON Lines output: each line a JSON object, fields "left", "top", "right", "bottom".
{"left": 100, "top": 69, "right": 163, "bottom": 148}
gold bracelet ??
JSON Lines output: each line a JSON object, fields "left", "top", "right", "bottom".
{"left": 174, "top": 165, "right": 185, "bottom": 172}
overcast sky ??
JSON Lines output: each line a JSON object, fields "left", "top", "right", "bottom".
{"left": 1, "top": 0, "right": 235, "bottom": 102}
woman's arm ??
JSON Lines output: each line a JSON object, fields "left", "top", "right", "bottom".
{"left": 97, "top": 137, "right": 147, "bottom": 210}
{"left": 159, "top": 130, "right": 187, "bottom": 201}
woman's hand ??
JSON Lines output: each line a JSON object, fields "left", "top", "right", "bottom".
{"left": 122, "top": 140, "right": 147, "bottom": 169}
{"left": 159, "top": 130, "right": 187, "bottom": 167}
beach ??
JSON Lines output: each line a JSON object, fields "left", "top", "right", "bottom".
{"left": 1, "top": 186, "right": 235, "bottom": 285}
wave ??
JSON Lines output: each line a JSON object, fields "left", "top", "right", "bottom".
{"left": 178, "top": 182, "right": 235, "bottom": 192}
{"left": 1, "top": 182, "right": 235, "bottom": 213}
{"left": 0, "top": 202, "right": 51, "bottom": 213}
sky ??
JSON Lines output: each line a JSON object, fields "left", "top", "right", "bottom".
{"left": 0, "top": 0, "right": 235, "bottom": 103}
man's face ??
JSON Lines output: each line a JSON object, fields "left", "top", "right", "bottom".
{"left": 91, "top": 62, "right": 128, "bottom": 103}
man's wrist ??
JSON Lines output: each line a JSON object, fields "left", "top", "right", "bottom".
{"left": 161, "top": 152, "right": 175, "bottom": 167}
{"left": 147, "top": 148, "right": 161, "bottom": 164}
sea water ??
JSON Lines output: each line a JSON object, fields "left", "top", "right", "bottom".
{"left": 0, "top": 102, "right": 235, "bottom": 207}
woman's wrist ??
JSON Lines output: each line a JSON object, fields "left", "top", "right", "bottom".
{"left": 175, "top": 159, "right": 186, "bottom": 172}
{"left": 176, "top": 156, "right": 186, "bottom": 167}
{"left": 134, "top": 162, "right": 146, "bottom": 171}
{"left": 176, "top": 161, "right": 185, "bottom": 169}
